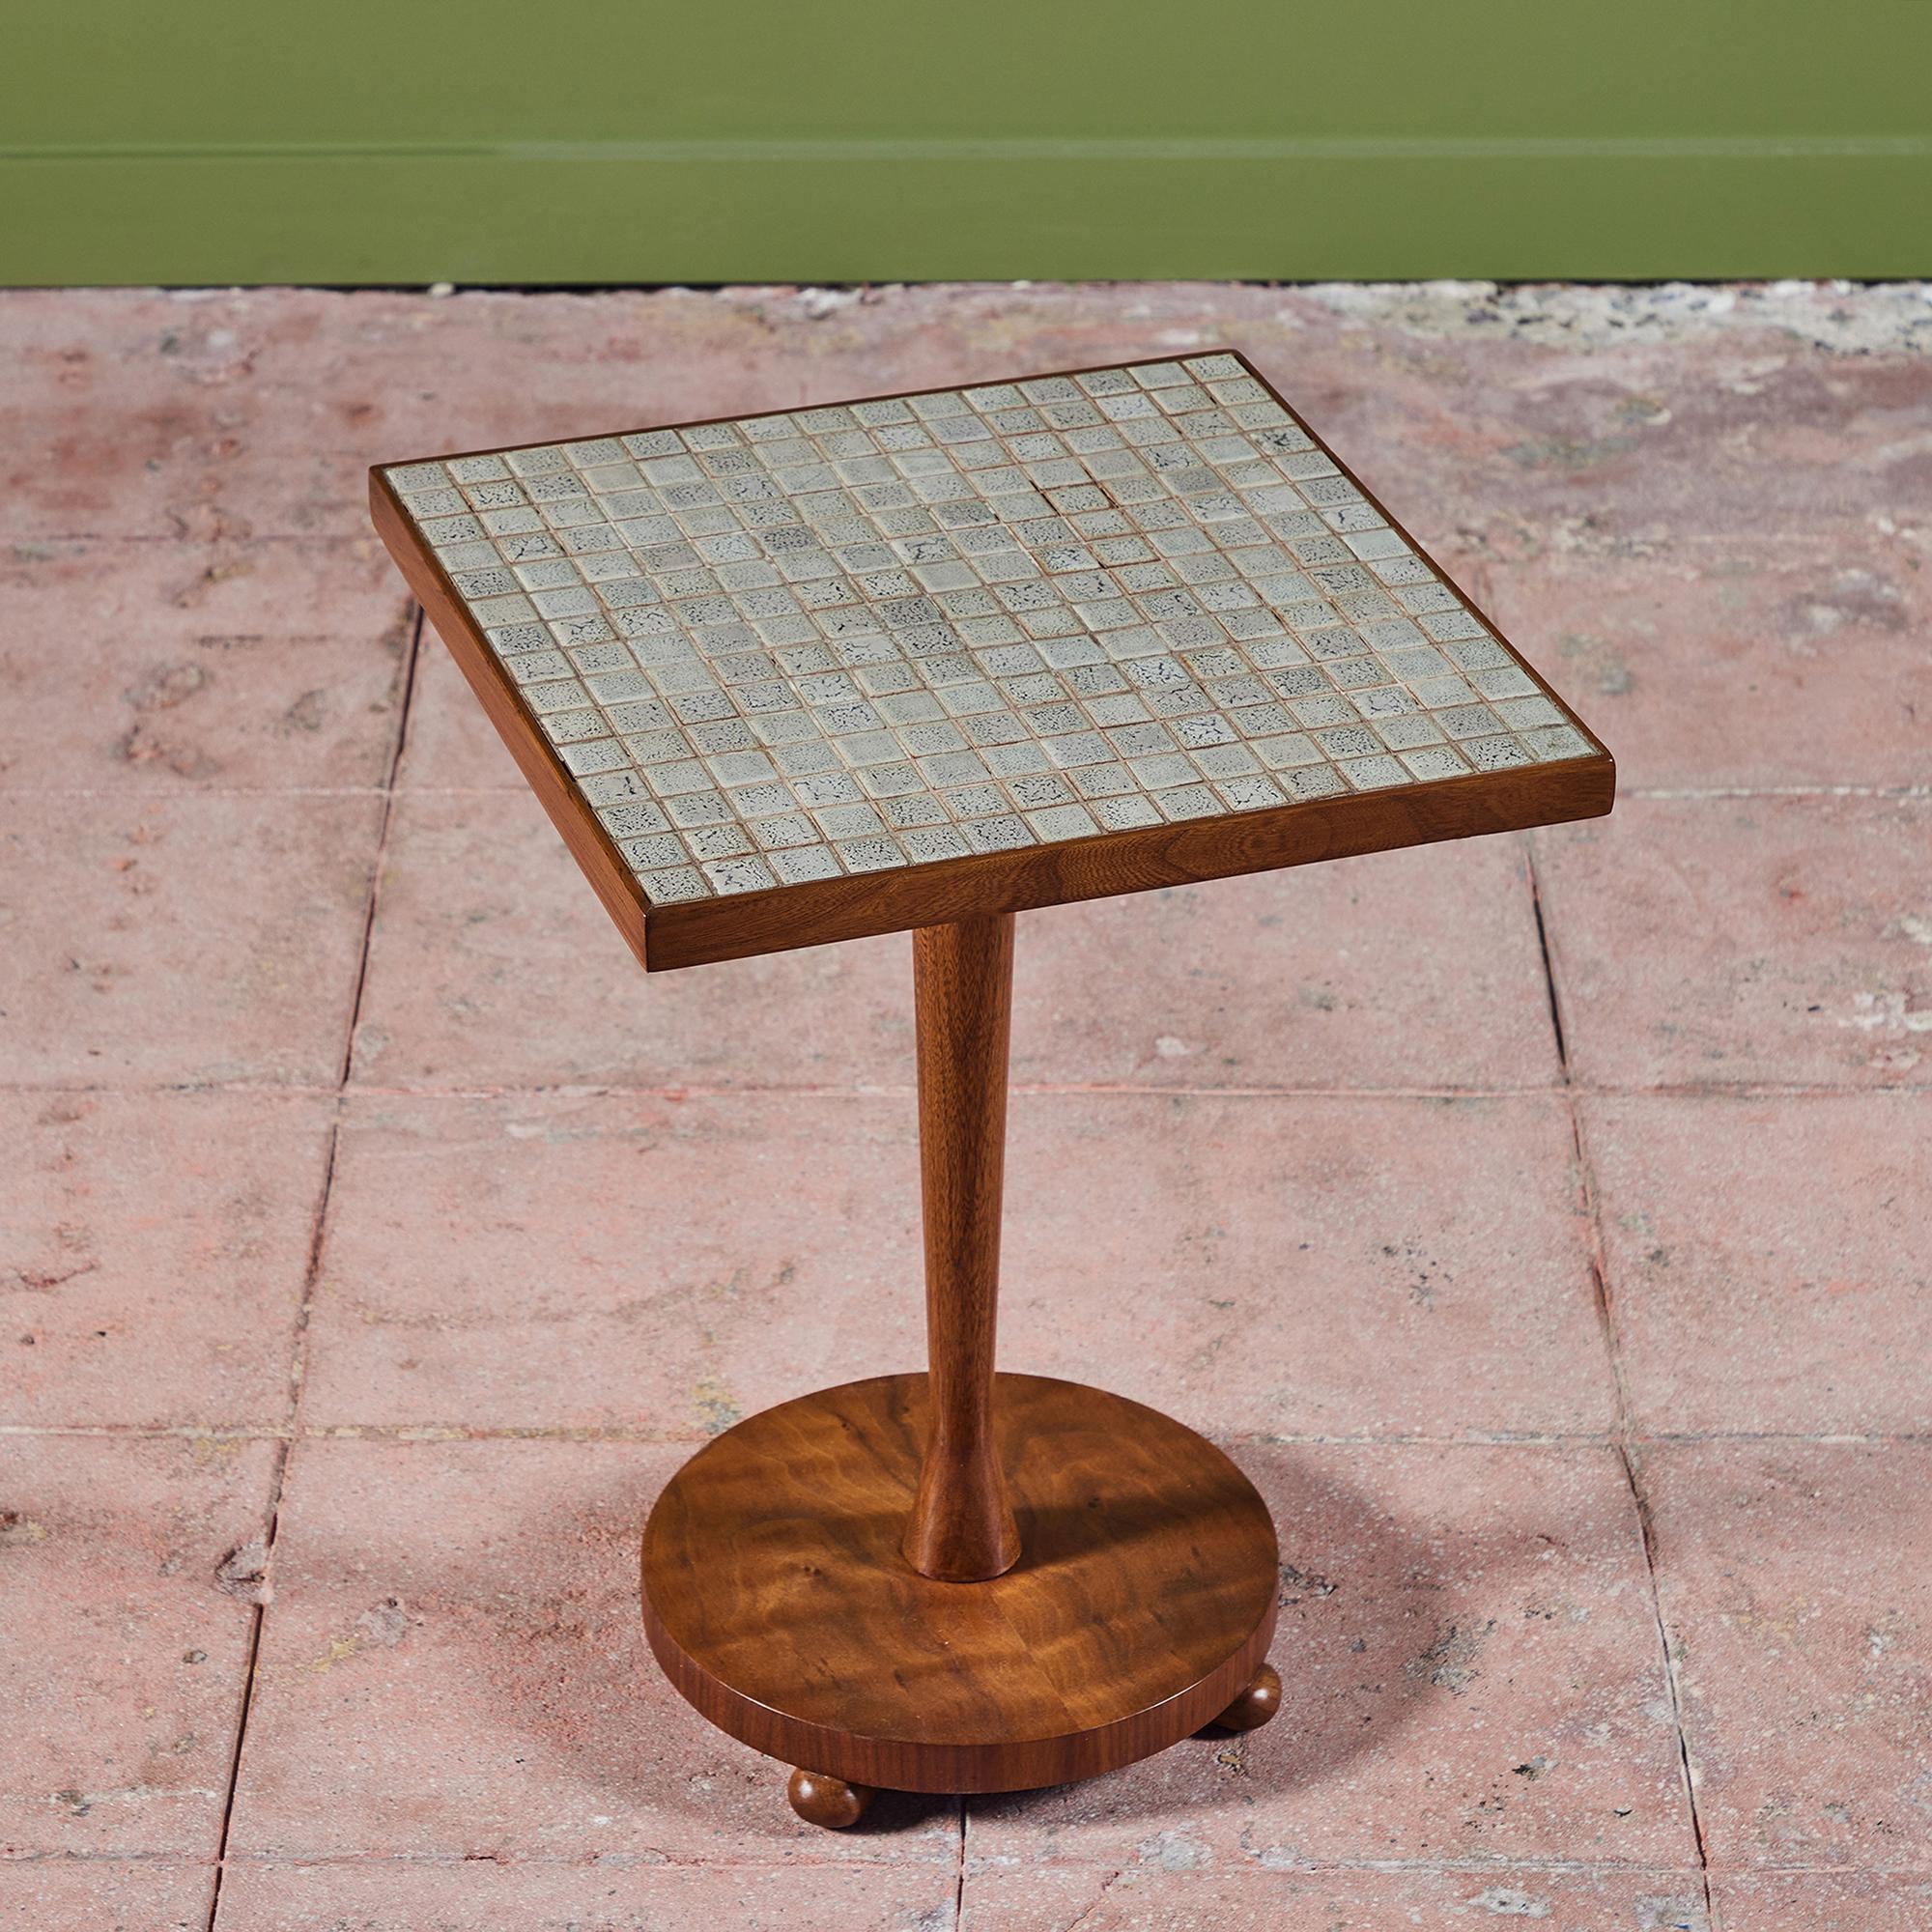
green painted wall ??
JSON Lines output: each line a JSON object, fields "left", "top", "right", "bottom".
{"left": 5, "top": 1, "right": 1927, "bottom": 285}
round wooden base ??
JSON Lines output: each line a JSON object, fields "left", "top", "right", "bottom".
{"left": 640, "top": 1372, "right": 1279, "bottom": 1796}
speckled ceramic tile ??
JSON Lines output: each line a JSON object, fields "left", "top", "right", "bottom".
{"left": 378, "top": 352, "right": 1608, "bottom": 951}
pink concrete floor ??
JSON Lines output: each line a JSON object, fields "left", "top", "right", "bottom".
{"left": 1, "top": 281, "right": 1928, "bottom": 1932}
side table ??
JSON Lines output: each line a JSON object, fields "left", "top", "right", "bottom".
{"left": 372, "top": 350, "right": 1612, "bottom": 1827}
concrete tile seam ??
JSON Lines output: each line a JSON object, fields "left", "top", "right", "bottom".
{"left": 7, "top": 1078, "right": 1931, "bottom": 1102}
{"left": 194, "top": 610, "right": 426, "bottom": 1932}
{"left": 1522, "top": 837, "right": 1716, "bottom": 1913}
{"left": 30, "top": 1850, "right": 1918, "bottom": 1877}
{"left": 4, "top": 1421, "right": 1927, "bottom": 1444}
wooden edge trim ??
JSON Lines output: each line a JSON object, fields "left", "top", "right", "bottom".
{"left": 642, "top": 751, "right": 1612, "bottom": 967}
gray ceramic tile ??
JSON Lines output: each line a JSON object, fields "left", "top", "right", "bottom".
{"left": 388, "top": 356, "right": 1600, "bottom": 902}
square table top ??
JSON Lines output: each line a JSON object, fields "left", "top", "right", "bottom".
{"left": 372, "top": 350, "right": 1611, "bottom": 970}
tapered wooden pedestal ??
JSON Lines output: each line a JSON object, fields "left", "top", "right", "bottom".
{"left": 639, "top": 915, "right": 1281, "bottom": 1814}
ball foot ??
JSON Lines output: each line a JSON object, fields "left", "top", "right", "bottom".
{"left": 788, "top": 1767, "right": 873, "bottom": 1829}
{"left": 1209, "top": 1661, "right": 1281, "bottom": 1733}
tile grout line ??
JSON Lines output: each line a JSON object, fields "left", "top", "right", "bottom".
{"left": 11, "top": 1846, "right": 1932, "bottom": 1877}
{"left": 8, "top": 1421, "right": 1932, "bottom": 1447}
{"left": 5, "top": 1077, "right": 1931, "bottom": 1103}
{"left": 2, "top": 782, "right": 1929, "bottom": 804}
{"left": 201, "top": 603, "right": 426, "bottom": 1932}
{"left": 1524, "top": 833, "right": 1716, "bottom": 1924}
{"left": 952, "top": 1796, "right": 968, "bottom": 1929}
{"left": 12, "top": 525, "right": 1900, "bottom": 551}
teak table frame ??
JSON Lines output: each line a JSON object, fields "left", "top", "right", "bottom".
{"left": 372, "top": 351, "right": 1614, "bottom": 1827}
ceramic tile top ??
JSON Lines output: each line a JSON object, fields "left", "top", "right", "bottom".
{"left": 384, "top": 354, "right": 1600, "bottom": 904}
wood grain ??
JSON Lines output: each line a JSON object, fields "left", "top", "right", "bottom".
{"left": 640, "top": 1372, "right": 1279, "bottom": 1794}
{"left": 369, "top": 348, "right": 1615, "bottom": 974}
{"left": 902, "top": 915, "right": 1022, "bottom": 1581}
